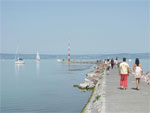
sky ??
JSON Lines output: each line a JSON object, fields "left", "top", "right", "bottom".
{"left": 0, "top": 0, "right": 150, "bottom": 55}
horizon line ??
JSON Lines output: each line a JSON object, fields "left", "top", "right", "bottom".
{"left": 0, "top": 52, "right": 149, "bottom": 56}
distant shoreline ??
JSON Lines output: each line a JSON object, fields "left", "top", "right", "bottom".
{"left": 0, "top": 53, "right": 149, "bottom": 60}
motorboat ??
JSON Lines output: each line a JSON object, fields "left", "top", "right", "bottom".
{"left": 56, "top": 59, "right": 62, "bottom": 62}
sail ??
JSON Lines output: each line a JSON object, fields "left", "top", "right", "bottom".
{"left": 36, "top": 52, "right": 40, "bottom": 60}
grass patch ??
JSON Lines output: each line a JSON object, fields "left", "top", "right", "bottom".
{"left": 93, "top": 95, "right": 101, "bottom": 103}
{"left": 81, "top": 87, "right": 95, "bottom": 113}
{"left": 73, "top": 85, "right": 95, "bottom": 90}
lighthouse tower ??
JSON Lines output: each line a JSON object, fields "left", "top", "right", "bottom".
{"left": 68, "top": 42, "right": 70, "bottom": 63}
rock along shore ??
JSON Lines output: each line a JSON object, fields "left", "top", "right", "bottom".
{"left": 73, "top": 62, "right": 106, "bottom": 113}
{"left": 82, "top": 63, "right": 106, "bottom": 113}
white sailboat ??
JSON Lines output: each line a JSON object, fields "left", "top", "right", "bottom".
{"left": 15, "top": 46, "right": 24, "bottom": 64}
{"left": 15, "top": 58, "right": 24, "bottom": 64}
{"left": 36, "top": 52, "right": 40, "bottom": 61}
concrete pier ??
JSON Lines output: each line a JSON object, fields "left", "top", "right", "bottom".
{"left": 103, "top": 68, "right": 150, "bottom": 113}
{"left": 83, "top": 68, "right": 150, "bottom": 113}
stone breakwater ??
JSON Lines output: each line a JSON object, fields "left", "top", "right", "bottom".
{"left": 142, "top": 72, "right": 150, "bottom": 84}
{"left": 83, "top": 69, "right": 105, "bottom": 113}
{"left": 129, "top": 68, "right": 150, "bottom": 85}
{"left": 74, "top": 63, "right": 105, "bottom": 113}
{"left": 74, "top": 63, "right": 104, "bottom": 90}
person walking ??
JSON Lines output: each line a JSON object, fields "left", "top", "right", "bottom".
{"left": 119, "top": 57, "right": 129, "bottom": 90}
{"left": 115, "top": 57, "right": 119, "bottom": 68}
{"left": 111, "top": 58, "right": 114, "bottom": 69}
{"left": 133, "top": 58, "right": 143, "bottom": 90}
{"left": 106, "top": 59, "right": 110, "bottom": 74}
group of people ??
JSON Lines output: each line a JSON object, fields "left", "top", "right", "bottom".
{"left": 104, "top": 57, "right": 143, "bottom": 90}
{"left": 119, "top": 57, "right": 143, "bottom": 90}
{"left": 104, "top": 57, "right": 119, "bottom": 73}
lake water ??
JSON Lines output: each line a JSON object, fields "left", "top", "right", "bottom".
{"left": 0, "top": 59, "right": 93, "bottom": 113}
{"left": 126, "top": 58, "right": 150, "bottom": 72}
{"left": 0, "top": 58, "right": 149, "bottom": 113}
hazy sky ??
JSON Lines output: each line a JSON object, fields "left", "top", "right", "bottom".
{"left": 0, "top": 0, "right": 150, "bottom": 54}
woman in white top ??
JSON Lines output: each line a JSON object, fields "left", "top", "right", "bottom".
{"left": 133, "top": 58, "right": 143, "bottom": 90}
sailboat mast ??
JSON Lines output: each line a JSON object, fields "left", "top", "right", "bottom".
{"left": 15, "top": 46, "right": 19, "bottom": 60}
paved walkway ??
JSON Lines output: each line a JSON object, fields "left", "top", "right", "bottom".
{"left": 104, "top": 68, "right": 150, "bottom": 113}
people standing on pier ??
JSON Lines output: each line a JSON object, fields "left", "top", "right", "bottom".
{"left": 111, "top": 58, "right": 114, "bottom": 69}
{"left": 119, "top": 57, "right": 129, "bottom": 90}
{"left": 106, "top": 59, "right": 110, "bottom": 74}
{"left": 114, "top": 59, "right": 116, "bottom": 68}
{"left": 104, "top": 59, "right": 107, "bottom": 66}
{"left": 115, "top": 57, "right": 119, "bottom": 68}
{"left": 133, "top": 58, "right": 143, "bottom": 90}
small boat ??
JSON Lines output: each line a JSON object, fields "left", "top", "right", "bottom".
{"left": 56, "top": 59, "right": 62, "bottom": 62}
{"left": 15, "top": 58, "right": 24, "bottom": 64}
{"left": 14, "top": 45, "right": 25, "bottom": 64}
{"left": 129, "top": 59, "right": 132, "bottom": 62}
{"left": 15, "top": 47, "right": 24, "bottom": 64}
{"left": 128, "top": 54, "right": 132, "bottom": 62}
{"left": 36, "top": 52, "right": 40, "bottom": 61}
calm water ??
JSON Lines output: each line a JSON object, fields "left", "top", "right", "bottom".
{"left": 0, "top": 59, "right": 93, "bottom": 113}
{"left": 126, "top": 58, "right": 150, "bottom": 72}
{"left": 0, "top": 58, "right": 149, "bottom": 113}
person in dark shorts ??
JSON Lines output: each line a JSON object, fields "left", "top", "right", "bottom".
{"left": 111, "top": 58, "right": 114, "bottom": 69}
